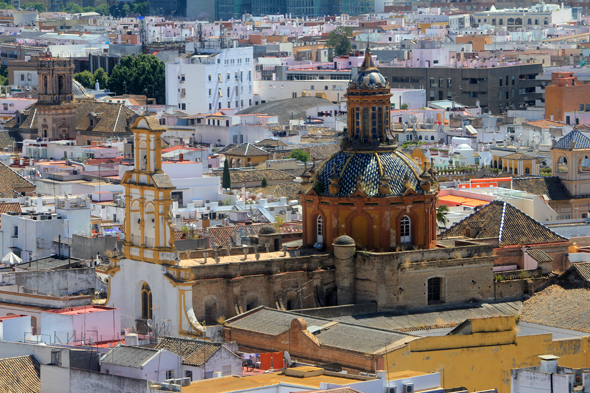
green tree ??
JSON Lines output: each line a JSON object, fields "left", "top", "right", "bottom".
{"left": 0, "top": 1, "right": 14, "bottom": 9}
{"left": 289, "top": 149, "right": 309, "bottom": 163}
{"left": 437, "top": 204, "right": 449, "bottom": 227}
{"left": 400, "top": 103, "right": 408, "bottom": 109}
{"left": 95, "top": 3, "right": 108, "bottom": 15}
{"left": 82, "top": 6, "right": 95, "bottom": 12}
{"left": 108, "top": 54, "right": 166, "bottom": 104}
{"left": 222, "top": 159, "right": 231, "bottom": 189}
{"left": 325, "top": 26, "right": 353, "bottom": 57}
{"left": 63, "top": 2, "right": 83, "bottom": 13}
{"left": 93, "top": 67, "right": 108, "bottom": 89}
{"left": 261, "top": 177, "right": 268, "bottom": 188}
{"left": 21, "top": 2, "right": 45, "bottom": 11}
{"left": 74, "top": 70, "right": 95, "bottom": 88}
{"left": 131, "top": 0, "right": 149, "bottom": 15}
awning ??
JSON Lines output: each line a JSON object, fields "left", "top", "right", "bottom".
{"left": 439, "top": 195, "right": 489, "bottom": 207}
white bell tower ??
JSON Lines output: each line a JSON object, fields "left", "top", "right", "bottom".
{"left": 121, "top": 116, "right": 177, "bottom": 264}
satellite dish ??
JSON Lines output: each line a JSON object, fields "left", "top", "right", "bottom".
{"left": 147, "top": 319, "right": 153, "bottom": 328}
{"left": 284, "top": 351, "right": 292, "bottom": 367}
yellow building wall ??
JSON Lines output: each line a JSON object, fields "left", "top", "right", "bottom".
{"left": 385, "top": 317, "right": 590, "bottom": 393}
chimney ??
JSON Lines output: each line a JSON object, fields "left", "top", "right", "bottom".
{"left": 179, "top": 153, "right": 184, "bottom": 162}
{"left": 538, "top": 355, "right": 559, "bottom": 373}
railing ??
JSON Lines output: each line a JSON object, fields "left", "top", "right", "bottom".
{"left": 131, "top": 235, "right": 142, "bottom": 246}
{"left": 144, "top": 237, "right": 155, "bottom": 248}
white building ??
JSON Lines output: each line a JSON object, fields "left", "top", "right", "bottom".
{"left": 0, "top": 314, "right": 31, "bottom": 342}
{"left": 41, "top": 305, "right": 121, "bottom": 344}
{"left": 166, "top": 47, "right": 254, "bottom": 114}
{"left": 101, "top": 345, "right": 182, "bottom": 382}
{"left": 0, "top": 196, "right": 91, "bottom": 262}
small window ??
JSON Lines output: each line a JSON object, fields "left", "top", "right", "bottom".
{"left": 400, "top": 215, "right": 411, "bottom": 244}
{"left": 208, "top": 74, "right": 211, "bottom": 81}
{"left": 166, "top": 370, "right": 174, "bottom": 379}
{"left": 428, "top": 277, "right": 442, "bottom": 304}
{"left": 13, "top": 225, "right": 18, "bottom": 237}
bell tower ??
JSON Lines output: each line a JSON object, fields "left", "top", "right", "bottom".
{"left": 36, "top": 52, "right": 76, "bottom": 140}
{"left": 121, "top": 116, "right": 177, "bottom": 264}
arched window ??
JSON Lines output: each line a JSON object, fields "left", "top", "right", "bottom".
{"left": 557, "top": 156, "right": 568, "bottom": 173}
{"left": 317, "top": 215, "right": 324, "bottom": 243}
{"left": 141, "top": 283, "right": 152, "bottom": 320}
{"left": 419, "top": 135, "right": 423, "bottom": 140}
{"left": 400, "top": 215, "right": 411, "bottom": 244}
{"left": 431, "top": 135, "right": 435, "bottom": 140}
{"left": 377, "top": 107, "right": 383, "bottom": 137}
{"left": 525, "top": 167, "right": 530, "bottom": 174}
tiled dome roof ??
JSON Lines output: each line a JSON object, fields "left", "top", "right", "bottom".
{"left": 349, "top": 49, "right": 388, "bottom": 89}
{"left": 316, "top": 150, "right": 423, "bottom": 197}
{"left": 350, "top": 70, "right": 388, "bottom": 89}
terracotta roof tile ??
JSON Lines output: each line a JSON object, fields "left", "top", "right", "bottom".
{"left": 154, "top": 337, "right": 233, "bottom": 367}
{"left": 0, "top": 355, "right": 40, "bottom": 393}
{"left": 6, "top": 101, "right": 136, "bottom": 135}
{"left": 571, "top": 262, "right": 590, "bottom": 282}
{"left": 0, "top": 162, "right": 35, "bottom": 198}
{"left": 224, "top": 143, "right": 270, "bottom": 157}
{"left": 512, "top": 177, "right": 572, "bottom": 200}
{"left": 526, "top": 249, "right": 553, "bottom": 263}
{"left": 438, "top": 201, "right": 568, "bottom": 246}
{"left": 520, "top": 285, "right": 590, "bottom": 333}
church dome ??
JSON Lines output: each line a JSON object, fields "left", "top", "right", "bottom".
{"left": 456, "top": 143, "right": 473, "bottom": 151}
{"left": 349, "top": 50, "right": 389, "bottom": 90}
{"left": 316, "top": 150, "right": 424, "bottom": 197}
{"left": 350, "top": 69, "right": 388, "bottom": 89}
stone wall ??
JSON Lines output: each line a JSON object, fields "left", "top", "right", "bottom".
{"left": 354, "top": 244, "right": 496, "bottom": 310}
{"left": 190, "top": 254, "right": 335, "bottom": 323}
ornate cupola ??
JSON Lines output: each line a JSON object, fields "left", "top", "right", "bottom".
{"left": 300, "top": 48, "right": 438, "bottom": 252}
{"left": 344, "top": 49, "right": 395, "bottom": 149}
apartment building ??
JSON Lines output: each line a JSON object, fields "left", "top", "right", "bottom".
{"left": 166, "top": 47, "right": 254, "bottom": 114}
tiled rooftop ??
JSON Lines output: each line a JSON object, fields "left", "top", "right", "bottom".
{"left": 439, "top": 200, "right": 569, "bottom": 247}
{"left": 0, "top": 355, "right": 40, "bottom": 393}
{"left": 512, "top": 177, "right": 572, "bottom": 200}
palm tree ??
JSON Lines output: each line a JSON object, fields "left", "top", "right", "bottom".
{"left": 437, "top": 205, "right": 449, "bottom": 228}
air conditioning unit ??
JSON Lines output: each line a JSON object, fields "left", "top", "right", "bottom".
{"left": 403, "top": 383, "right": 414, "bottom": 393}
{"left": 388, "top": 387, "right": 397, "bottom": 393}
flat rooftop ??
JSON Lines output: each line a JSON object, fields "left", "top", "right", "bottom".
{"left": 179, "top": 248, "right": 326, "bottom": 267}
{"left": 180, "top": 369, "right": 371, "bottom": 393}
{"left": 44, "top": 305, "right": 117, "bottom": 315}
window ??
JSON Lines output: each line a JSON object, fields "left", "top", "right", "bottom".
{"left": 512, "top": 75, "right": 515, "bottom": 85}
{"left": 316, "top": 215, "right": 324, "bottom": 243}
{"left": 499, "top": 77, "right": 503, "bottom": 87}
{"left": 438, "top": 77, "right": 443, "bottom": 88}
{"left": 185, "top": 371, "right": 193, "bottom": 381}
{"left": 209, "top": 103, "right": 212, "bottom": 110}
{"left": 218, "top": 88, "right": 223, "bottom": 97}
{"left": 208, "top": 89, "right": 211, "bottom": 96}
{"left": 310, "top": 85, "right": 315, "bottom": 90}
{"left": 181, "top": 103, "right": 186, "bottom": 110}
{"left": 208, "top": 74, "right": 211, "bottom": 81}
{"left": 222, "top": 365, "right": 232, "bottom": 376}
{"left": 13, "top": 225, "right": 18, "bottom": 237}
{"left": 430, "top": 77, "right": 435, "bottom": 87}
{"left": 447, "top": 78, "right": 452, "bottom": 88}
{"left": 428, "top": 277, "right": 442, "bottom": 304}
{"left": 20, "top": 74, "right": 24, "bottom": 81}
{"left": 227, "top": 87, "right": 230, "bottom": 96}
{"left": 218, "top": 73, "right": 222, "bottom": 82}
{"left": 166, "top": 370, "right": 174, "bottom": 380}
{"left": 400, "top": 215, "right": 411, "bottom": 244}
{"left": 227, "top": 72, "right": 230, "bottom": 81}
{"left": 141, "top": 283, "right": 152, "bottom": 320}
